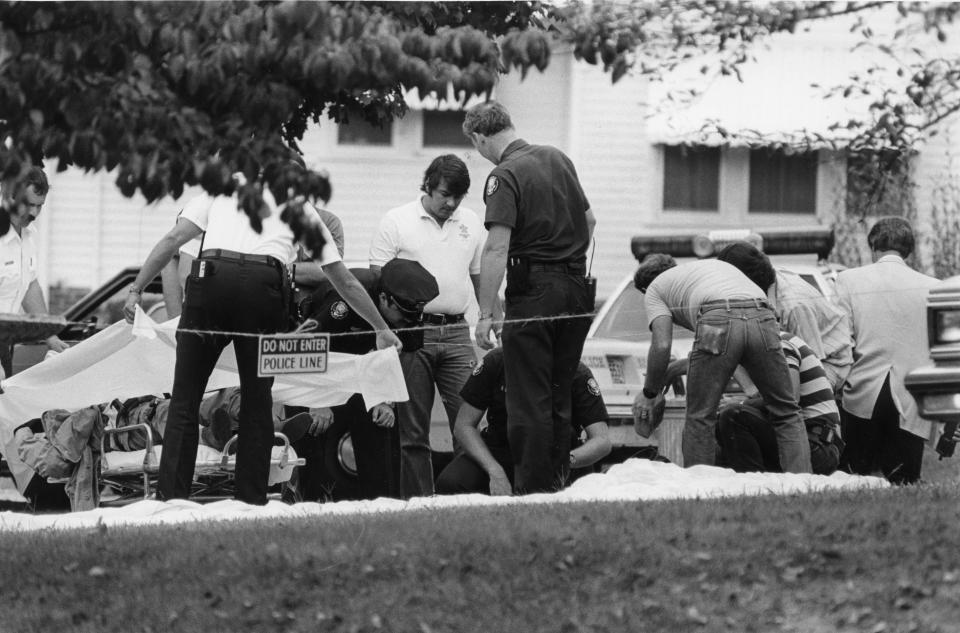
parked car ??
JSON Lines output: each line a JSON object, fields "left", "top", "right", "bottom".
{"left": 12, "top": 267, "right": 167, "bottom": 375}
{"left": 905, "top": 275, "right": 960, "bottom": 457}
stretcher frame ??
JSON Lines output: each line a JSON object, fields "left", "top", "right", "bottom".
{"left": 99, "top": 423, "right": 304, "bottom": 504}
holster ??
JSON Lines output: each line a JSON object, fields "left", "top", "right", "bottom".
{"left": 506, "top": 256, "right": 531, "bottom": 297}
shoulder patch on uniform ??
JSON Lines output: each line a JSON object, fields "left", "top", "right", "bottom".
{"left": 485, "top": 175, "right": 499, "bottom": 196}
{"left": 472, "top": 362, "right": 484, "bottom": 376}
{"left": 330, "top": 300, "right": 349, "bottom": 320}
{"left": 586, "top": 377, "right": 601, "bottom": 397}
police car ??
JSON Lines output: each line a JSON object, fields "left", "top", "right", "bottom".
{"left": 582, "top": 226, "right": 840, "bottom": 465}
{"left": 904, "top": 276, "right": 960, "bottom": 457}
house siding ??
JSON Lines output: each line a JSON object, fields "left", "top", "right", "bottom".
{"left": 30, "top": 22, "right": 960, "bottom": 309}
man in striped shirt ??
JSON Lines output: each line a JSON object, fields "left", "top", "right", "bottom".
{"left": 717, "top": 332, "right": 844, "bottom": 475}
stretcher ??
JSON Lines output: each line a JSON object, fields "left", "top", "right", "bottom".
{"left": 99, "top": 423, "right": 304, "bottom": 504}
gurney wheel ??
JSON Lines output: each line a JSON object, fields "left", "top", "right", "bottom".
{"left": 317, "top": 416, "right": 362, "bottom": 501}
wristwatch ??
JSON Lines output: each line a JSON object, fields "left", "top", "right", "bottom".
{"left": 642, "top": 387, "right": 658, "bottom": 399}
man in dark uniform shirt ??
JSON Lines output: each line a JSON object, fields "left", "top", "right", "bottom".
{"left": 435, "top": 348, "right": 611, "bottom": 495}
{"left": 463, "top": 101, "right": 597, "bottom": 493}
{"left": 292, "top": 258, "right": 439, "bottom": 500}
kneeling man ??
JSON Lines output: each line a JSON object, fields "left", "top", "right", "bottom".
{"left": 436, "top": 348, "right": 611, "bottom": 495}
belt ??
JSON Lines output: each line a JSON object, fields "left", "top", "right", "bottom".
{"left": 701, "top": 298, "right": 770, "bottom": 311}
{"left": 200, "top": 249, "right": 283, "bottom": 269}
{"left": 528, "top": 260, "right": 586, "bottom": 274}
{"left": 421, "top": 313, "right": 465, "bottom": 326}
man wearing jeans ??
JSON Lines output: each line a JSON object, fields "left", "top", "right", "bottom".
{"left": 369, "top": 155, "right": 485, "bottom": 497}
{"left": 631, "top": 254, "right": 811, "bottom": 473}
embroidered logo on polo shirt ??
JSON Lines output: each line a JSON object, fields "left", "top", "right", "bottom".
{"left": 587, "top": 377, "right": 601, "bottom": 397}
{"left": 330, "top": 300, "right": 349, "bottom": 320}
{"left": 485, "top": 176, "right": 499, "bottom": 196}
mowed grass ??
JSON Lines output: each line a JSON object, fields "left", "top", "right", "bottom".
{"left": 2, "top": 450, "right": 960, "bottom": 633}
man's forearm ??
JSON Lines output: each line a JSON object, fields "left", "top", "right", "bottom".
{"left": 478, "top": 252, "right": 506, "bottom": 316}
{"left": 455, "top": 423, "right": 505, "bottom": 477}
{"left": 570, "top": 434, "right": 611, "bottom": 468}
{"left": 643, "top": 344, "right": 672, "bottom": 393}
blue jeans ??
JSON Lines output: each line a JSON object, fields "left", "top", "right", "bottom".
{"left": 685, "top": 301, "right": 811, "bottom": 473}
{"left": 397, "top": 323, "right": 476, "bottom": 497}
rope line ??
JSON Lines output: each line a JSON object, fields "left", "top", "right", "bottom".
{"left": 46, "top": 282, "right": 945, "bottom": 342}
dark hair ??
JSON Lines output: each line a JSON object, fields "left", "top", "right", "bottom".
{"left": 462, "top": 101, "right": 514, "bottom": 138}
{"left": 421, "top": 154, "right": 470, "bottom": 197}
{"left": 18, "top": 166, "right": 49, "bottom": 197}
{"left": 633, "top": 253, "right": 677, "bottom": 293}
{"left": 867, "top": 216, "right": 915, "bottom": 258}
{"left": 716, "top": 241, "right": 776, "bottom": 291}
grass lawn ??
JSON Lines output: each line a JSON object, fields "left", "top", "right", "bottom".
{"left": 2, "top": 449, "right": 959, "bottom": 633}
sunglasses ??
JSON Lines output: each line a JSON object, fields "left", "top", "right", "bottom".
{"left": 390, "top": 295, "right": 425, "bottom": 322}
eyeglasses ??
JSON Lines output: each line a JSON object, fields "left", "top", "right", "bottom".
{"left": 390, "top": 295, "right": 425, "bottom": 322}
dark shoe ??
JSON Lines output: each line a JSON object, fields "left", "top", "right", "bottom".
{"left": 280, "top": 412, "right": 313, "bottom": 444}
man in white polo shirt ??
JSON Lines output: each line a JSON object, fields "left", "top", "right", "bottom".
{"left": 0, "top": 167, "right": 68, "bottom": 377}
{"left": 369, "top": 154, "right": 486, "bottom": 497}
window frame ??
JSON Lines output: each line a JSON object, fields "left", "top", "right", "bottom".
{"left": 747, "top": 148, "right": 818, "bottom": 215}
{"left": 661, "top": 144, "right": 721, "bottom": 213}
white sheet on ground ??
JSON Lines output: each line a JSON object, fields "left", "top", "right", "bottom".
{"left": 0, "top": 460, "right": 889, "bottom": 532}
{"left": 0, "top": 308, "right": 407, "bottom": 488}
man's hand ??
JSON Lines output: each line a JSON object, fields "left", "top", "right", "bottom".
{"left": 475, "top": 316, "right": 497, "bottom": 349}
{"left": 122, "top": 292, "right": 141, "bottom": 323}
{"left": 632, "top": 393, "right": 657, "bottom": 437}
{"left": 376, "top": 329, "right": 403, "bottom": 352}
{"left": 488, "top": 468, "right": 512, "bottom": 496}
{"left": 371, "top": 403, "right": 396, "bottom": 428}
{"left": 45, "top": 335, "right": 69, "bottom": 354}
{"left": 307, "top": 407, "right": 334, "bottom": 436}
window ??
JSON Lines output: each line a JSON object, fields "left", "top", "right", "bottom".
{"left": 748, "top": 149, "right": 817, "bottom": 214}
{"left": 423, "top": 110, "right": 470, "bottom": 147}
{"left": 662, "top": 145, "right": 720, "bottom": 211}
{"left": 337, "top": 118, "right": 392, "bottom": 146}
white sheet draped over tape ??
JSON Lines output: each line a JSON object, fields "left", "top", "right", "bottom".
{"left": 0, "top": 308, "right": 408, "bottom": 488}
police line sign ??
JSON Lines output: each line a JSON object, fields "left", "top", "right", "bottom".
{"left": 258, "top": 333, "right": 330, "bottom": 376}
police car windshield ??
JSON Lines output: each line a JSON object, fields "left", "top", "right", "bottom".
{"left": 591, "top": 284, "right": 686, "bottom": 341}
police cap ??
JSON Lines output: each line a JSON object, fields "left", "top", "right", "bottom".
{"left": 379, "top": 258, "right": 439, "bottom": 317}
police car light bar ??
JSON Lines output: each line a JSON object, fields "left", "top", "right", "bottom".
{"left": 630, "top": 226, "right": 834, "bottom": 262}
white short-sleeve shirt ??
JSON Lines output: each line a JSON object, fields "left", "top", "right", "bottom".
{"left": 369, "top": 197, "right": 484, "bottom": 315}
{"left": 0, "top": 224, "right": 38, "bottom": 313}
{"left": 179, "top": 191, "right": 340, "bottom": 267}
{"left": 645, "top": 260, "right": 765, "bottom": 331}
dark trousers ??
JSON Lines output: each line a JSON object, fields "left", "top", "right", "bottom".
{"left": 501, "top": 270, "right": 591, "bottom": 494}
{"left": 0, "top": 337, "right": 13, "bottom": 378}
{"left": 716, "top": 400, "right": 840, "bottom": 475}
{"left": 292, "top": 394, "right": 401, "bottom": 501}
{"left": 159, "top": 257, "right": 287, "bottom": 505}
{"left": 435, "top": 443, "right": 513, "bottom": 495}
{"left": 840, "top": 375, "right": 925, "bottom": 485}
